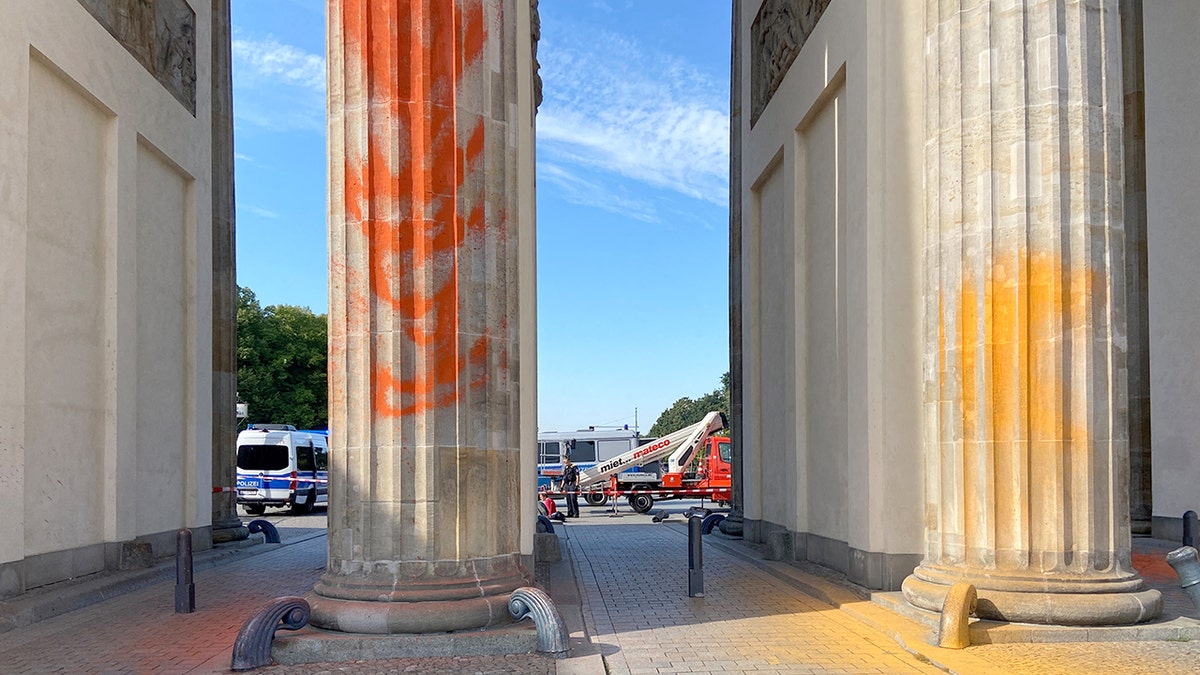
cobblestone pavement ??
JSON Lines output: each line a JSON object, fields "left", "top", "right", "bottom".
{"left": 561, "top": 507, "right": 943, "bottom": 675}
{"left": 0, "top": 528, "right": 552, "bottom": 674}
{"left": 0, "top": 534, "right": 329, "bottom": 674}
{"left": 967, "top": 640, "right": 1200, "bottom": 675}
{"left": 4, "top": 501, "right": 1200, "bottom": 674}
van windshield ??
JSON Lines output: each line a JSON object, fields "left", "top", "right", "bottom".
{"left": 238, "top": 444, "right": 289, "bottom": 471}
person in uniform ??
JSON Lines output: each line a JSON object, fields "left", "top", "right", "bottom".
{"left": 562, "top": 455, "right": 580, "bottom": 518}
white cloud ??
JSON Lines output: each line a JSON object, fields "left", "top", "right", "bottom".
{"left": 540, "top": 162, "right": 658, "bottom": 223}
{"left": 231, "top": 34, "right": 325, "bottom": 132}
{"left": 232, "top": 37, "right": 325, "bottom": 90}
{"left": 537, "top": 29, "right": 729, "bottom": 206}
{"left": 241, "top": 205, "right": 280, "bottom": 219}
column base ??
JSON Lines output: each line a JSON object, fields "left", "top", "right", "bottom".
{"left": 309, "top": 554, "right": 530, "bottom": 634}
{"left": 308, "top": 592, "right": 519, "bottom": 634}
{"left": 211, "top": 515, "right": 248, "bottom": 544}
{"left": 273, "top": 622, "right": 539, "bottom": 664}
{"left": 902, "top": 565, "right": 1163, "bottom": 626}
{"left": 718, "top": 512, "right": 744, "bottom": 537}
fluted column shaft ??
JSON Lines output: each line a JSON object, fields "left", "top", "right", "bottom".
{"left": 903, "top": 0, "right": 1160, "bottom": 625}
{"left": 210, "top": 0, "right": 246, "bottom": 543}
{"left": 312, "top": 0, "right": 529, "bottom": 634}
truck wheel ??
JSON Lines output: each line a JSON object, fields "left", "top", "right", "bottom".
{"left": 244, "top": 504, "right": 266, "bottom": 516}
{"left": 584, "top": 492, "right": 609, "bottom": 507}
{"left": 291, "top": 488, "right": 316, "bottom": 515}
{"left": 628, "top": 493, "right": 654, "bottom": 514}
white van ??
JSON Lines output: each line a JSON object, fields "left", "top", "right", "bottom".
{"left": 235, "top": 424, "right": 328, "bottom": 515}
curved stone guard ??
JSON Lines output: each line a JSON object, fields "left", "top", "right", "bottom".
{"left": 230, "top": 596, "right": 310, "bottom": 671}
{"left": 937, "top": 582, "right": 977, "bottom": 649}
{"left": 701, "top": 513, "right": 726, "bottom": 535}
{"left": 508, "top": 587, "right": 569, "bottom": 657}
{"left": 1167, "top": 546, "right": 1200, "bottom": 613}
{"left": 248, "top": 519, "right": 280, "bottom": 544}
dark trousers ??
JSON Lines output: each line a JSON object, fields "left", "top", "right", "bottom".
{"left": 565, "top": 489, "right": 580, "bottom": 517}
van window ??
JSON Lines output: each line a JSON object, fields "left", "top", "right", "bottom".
{"left": 570, "top": 440, "right": 597, "bottom": 463}
{"left": 596, "top": 439, "right": 628, "bottom": 461}
{"left": 238, "top": 445, "right": 289, "bottom": 471}
{"left": 315, "top": 446, "right": 328, "bottom": 470}
{"left": 539, "top": 441, "right": 561, "bottom": 464}
{"left": 297, "top": 446, "right": 315, "bottom": 472}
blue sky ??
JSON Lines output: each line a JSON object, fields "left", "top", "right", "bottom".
{"left": 230, "top": 1, "right": 731, "bottom": 434}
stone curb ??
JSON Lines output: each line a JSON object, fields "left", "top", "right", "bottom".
{"left": 546, "top": 523, "right": 607, "bottom": 675}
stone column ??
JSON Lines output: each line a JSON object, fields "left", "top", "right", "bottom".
{"left": 312, "top": 0, "right": 529, "bottom": 634}
{"left": 210, "top": 0, "right": 246, "bottom": 543}
{"left": 902, "top": 0, "right": 1161, "bottom": 625}
{"left": 1119, "top": 0, "right": 1150, "bottom": 535}
{"left": 723, "top": 0, "right": 745, "bottom": 538}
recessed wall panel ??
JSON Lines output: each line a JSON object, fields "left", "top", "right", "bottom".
{"left": 24, "top": 56, "right": 110, "bottom": 557}
{"left": 135, "top": 141, "right": 190, "bottom": 534}
{"left": 802, "top": 87, "right": 848, "bottom": 542}
{"left": 756, "top": 161, "right": 796, "bottom": 527}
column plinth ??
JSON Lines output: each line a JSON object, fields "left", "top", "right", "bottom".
{"left": 903, "top": 565, "right": 1160, "bottom": 626}
{"left": 314, "top": 0, "right": 529, "bottom": 634}
{"left": 905, "top": 0, "right": 1160, "bottom": 625}
{"left": 310, "top": 553, "right": 528, "bottom": 633}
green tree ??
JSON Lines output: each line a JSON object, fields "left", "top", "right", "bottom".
{"left": 647, "top": 372, "right": 730, "bottom": 437}
{"left": 237, "top": 286, "right": 328, "bottom": 430}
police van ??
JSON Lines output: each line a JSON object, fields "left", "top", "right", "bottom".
{"left": 235, "top": 424, "right": 328, "bottom": 515}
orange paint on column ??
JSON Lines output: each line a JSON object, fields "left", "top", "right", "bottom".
{"left": 941, "top": 249, "right": 1105, "bottom": 525}
{"left": 958, "top": 271, "right": 978, "bottom": 441}
{"left": 336, "top": 0, "right": 499, "bottom": 419}
{"left": 941, "top": 252, "right": 1103, "bottom": 443}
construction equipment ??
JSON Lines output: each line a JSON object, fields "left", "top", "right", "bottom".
{"left": 539, "top": 412, "right": 731, "bottom": 514}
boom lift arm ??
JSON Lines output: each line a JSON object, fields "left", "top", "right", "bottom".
{"left": 575, "top": 411, "right": 727, "bottom": 488}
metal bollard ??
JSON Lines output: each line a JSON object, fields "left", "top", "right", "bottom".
{"left": 1185, "top": 511, "right": 1198, "bottom": 548}
{"left": 1167, "top": 546, "right": 1200, "bottom": 614}
{"left": 688, "top": 514, "right": 704, "bottom": 597}
{"left": 175, "top": 528, "right": 195, "bottom": 613}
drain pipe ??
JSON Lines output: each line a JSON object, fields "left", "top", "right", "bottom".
{"left": 1167, "top": 546, "right": 1200, "bottom": 614}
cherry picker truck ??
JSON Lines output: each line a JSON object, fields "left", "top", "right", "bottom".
{"left": 538, "top": 411, "right": 730, "bottom": 514}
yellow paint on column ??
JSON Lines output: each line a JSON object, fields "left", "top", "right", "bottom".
{"left": 941, "top": 247, "right": 1104, "bottom": 569}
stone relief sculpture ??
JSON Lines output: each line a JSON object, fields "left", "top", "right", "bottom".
{"left": 156, "top": 9, "right": 197, "bottom": 112}
{"left": 76, "top": 0, "right": 197, "bottom": 115}
{"left": 531, "top": 0, "right": 543, "bottom": 111}
{"left": 750, "top": 0, "right": 831, "bottom": 126}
